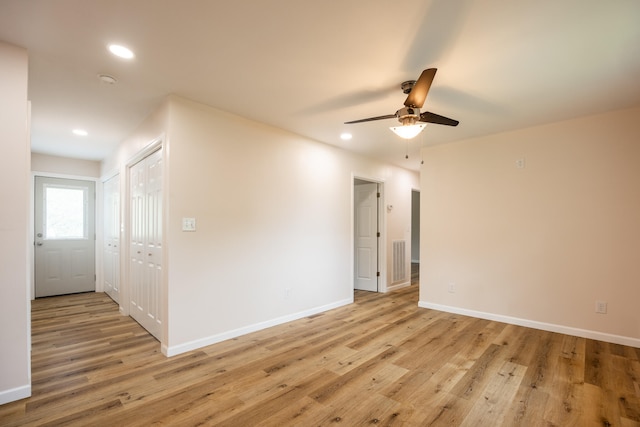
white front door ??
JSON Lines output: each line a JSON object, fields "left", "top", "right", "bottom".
{"left": 34, "top": 176, "right": 96, "bottom": 297}
{"left": 354, "top": 182, "right": 379, "bottom": 291}
{"left": 103, "top": 174, "right": 120, "bottom": 303}
{"left": 129, "top": 148, "right": 163, "bottom": 339}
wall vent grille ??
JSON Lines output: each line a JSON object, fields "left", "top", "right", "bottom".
{"left": 392, "top": 240, "right": 406, "bottom": 283}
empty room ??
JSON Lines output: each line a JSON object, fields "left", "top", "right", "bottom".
{"left": 1, "top": 0, "right": 639, "bottom": 425}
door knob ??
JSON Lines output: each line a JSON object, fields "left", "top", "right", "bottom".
{"left": 36, "top": 242, "right": 43, "bottom": 246}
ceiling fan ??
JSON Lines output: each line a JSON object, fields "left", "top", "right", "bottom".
{"left": 345, "top": 68, "right": 459, "bottom": 138}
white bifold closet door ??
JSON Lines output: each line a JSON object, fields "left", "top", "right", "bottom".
{"left": 103, "top": 174, "right": 120, "bottom": 303}
{"left": 129, "top": 148, "right": 163, "bottom": 340}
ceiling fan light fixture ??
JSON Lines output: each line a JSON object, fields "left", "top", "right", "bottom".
{"left": 389, "top": 123, "right": 426, "bottom": 139}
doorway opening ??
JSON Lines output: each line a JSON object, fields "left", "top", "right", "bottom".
{"left": 353, "top": 178, "right": 382, "bottom": 292}
{"left": 411, "top": 189, "right": 420, "bottom": 286}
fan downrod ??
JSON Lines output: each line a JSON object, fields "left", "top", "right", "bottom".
{"left": 401, "top": 80, "right": 416, "bottom": 94}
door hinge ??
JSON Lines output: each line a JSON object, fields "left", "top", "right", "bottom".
{"left": 377, "top": 232, "right": 380, "bottom": 237}
{"left": 377, "top": 271, "right": 380, "bottom": 277}
{"left": 377, "top": 192, "right": 380, "bottom": 198}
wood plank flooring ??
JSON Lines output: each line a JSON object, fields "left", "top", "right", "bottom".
{"left": 1, "top": 285, "right": 639, "bottom": 426}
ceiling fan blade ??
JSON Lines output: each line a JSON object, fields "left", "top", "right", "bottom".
{"left": 344, "top": 114, "right": 396, "bottom": 124}
{"left": 404, "top": 68, "right": 436, "bottom": 108}
{"left": 419, "top": 111, "right": 459, "bottom": 126}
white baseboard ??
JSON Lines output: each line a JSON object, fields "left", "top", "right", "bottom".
{"left": 0, "top": 384, "right": 31, "bottom": 405}
{"left": 164, "top": 297, "right": 354, "bottom": 357}
{"left": 386, "top": 281, "right": 411, "bottom": 292}
{"left": 419, "top": 301, "right": 640, "bottom": 349}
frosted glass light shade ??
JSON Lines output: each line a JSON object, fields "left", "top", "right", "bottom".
{"left": 389, "top": 123, "right": 426, "bottom": 139}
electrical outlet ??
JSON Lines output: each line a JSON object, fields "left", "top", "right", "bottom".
{"left": 515, "top": 158, "right": 526, "bottom": 169}
{"left": 595, "top": 301, "right": 607, "bottom": 314}
{"left": 182, "top": 217, "right": 196, "bottom": 231}
{"left": 447, "top": 283, "right": 456, "bottom": 293}
{"left": 284, "top": 288, "right": 292, "bottom": 299}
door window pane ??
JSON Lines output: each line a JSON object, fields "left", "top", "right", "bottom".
{"left": 44, "top": 186, "right": 87, "bottom": 239}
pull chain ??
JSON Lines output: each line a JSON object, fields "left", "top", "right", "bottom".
{"left": 420, "top": 130, "right": 424, "bottom": 164}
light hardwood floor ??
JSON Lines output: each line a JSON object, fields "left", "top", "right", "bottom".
{"left": 1, "top": 285, "right": 639, "bottom": 426}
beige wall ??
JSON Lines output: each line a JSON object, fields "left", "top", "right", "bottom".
{"left": 0, "top": 42, "right": 31, "bottom": 404}
{"left": 100, "top": 100, "right": 170, "bottom": 176}
{"left": 419, "top": 106, "right": 640, "bottom": 346}
{"left": 31, "top": 152, "right": 101, "bottom": 177}
{"left": 102, "top": 95, "right": 419, "bottom": 355}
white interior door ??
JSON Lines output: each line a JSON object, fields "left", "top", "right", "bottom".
{"left": 103, "top": 174, "right": 120, "bottom": 303}
{"left": 34, "top": 176, "right": 96, "bottom": 297}
{"left": 129, "top": 148, "right": 163, "bottom": 339}
{"left": 354, "top": 182, "right": 379, "bottom": 291}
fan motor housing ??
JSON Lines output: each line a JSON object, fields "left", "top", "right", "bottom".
{"left": 395, "top": 106, "right": 420, "bottom": 125}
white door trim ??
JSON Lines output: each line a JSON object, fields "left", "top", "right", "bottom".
{"left": 351, "top": 174, "right": 387, "bottom": 293}
{"left": 126, "top": 135, "right": 164, "bottom": 167}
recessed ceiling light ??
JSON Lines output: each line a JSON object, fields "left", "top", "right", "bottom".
{"left": 72, "top": 129, "right": 88, "bottom": 136}
{"left": 340, "top": 133, "right": 352, "bottom": 140}
{"left": 108, "top": 44, "right": 135, "bottom": 59}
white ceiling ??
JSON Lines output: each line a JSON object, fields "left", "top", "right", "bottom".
{"left": 1, "top": 0, "right": 639, "bottom": 171}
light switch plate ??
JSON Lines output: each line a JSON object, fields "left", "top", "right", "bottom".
{"left": 182, "top": 217, "right": 196, "bottom": 232}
